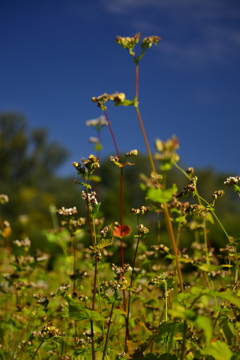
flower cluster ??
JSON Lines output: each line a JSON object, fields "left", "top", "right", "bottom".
{"left": 73, "top": 155, "right": 100, "bottom": 177}
{"left": 0, "top": 194, "right": 9, "bottom": 204}
{"left": 88, "top": 136, "right": 99, "bottom": 144}
{"left": 56, "top": 207, "right": 77, "bottom": 216}
{"left": 177, "top": 176, "right": 198, "bottom": 198}
{"left": 13, "top": 237, "right": 31, "bottom": 247}
{"left": 141, "top": 36, "right": 161, "bottom": 48}
{"left": 154, "top": 136, "right": 180, "bottom": 166}
{"left": 125, "top": 149, "right": 138, "bottom": 157}
{"left": 115, "top": 33, "right": 141, "bottom": 56}
{"left": 92, "top": 92, "right": 126, "bottom": 110}
{"left": 137, "top": 224, "right": 149, "bottom": 234}
{"left": 39, "top": 323, "right": 65, "bottom": 340}
{"left": 131, "top": 206, "right": 149, "bottom": 215}
{"left": 86, "top": 115, "right": 108, "bottom": 130}
{"left": 139, "top": 172, "right": 163, "bottom": 189}
{"left": 81, "top": 191, "right": 98, "bottom": 206}
{"left": 224, "top": 176, "right": 240, "bottom": 186}
{"left": 212, "top": 190, "right": 225, "bottom": 199}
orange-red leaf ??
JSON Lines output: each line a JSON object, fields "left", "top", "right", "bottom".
{"left": 113, "top": 224, "right": 132, "bottom": 238}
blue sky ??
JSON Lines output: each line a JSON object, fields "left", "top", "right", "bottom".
{"left": 1, "top": 0, "right": 240, "bottom": 176}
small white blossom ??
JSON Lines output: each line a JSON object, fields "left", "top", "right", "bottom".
{"left": 224, "top": 176, "right": 240, "bottom": 186}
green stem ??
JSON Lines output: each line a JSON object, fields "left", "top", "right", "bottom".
{"left": 164, "top": 280, "right": 168, "bottom": 322}
{"left": 102, "top": 300, "right": 115, "bottom": 360}
{"left": 125, "top": 231, "right": 141, "bottom": 350}
{"left": 31, "top": 341, "right": 44, "bottom": 360}
{"left": 90, "top": 320, "right": 95, "bottom": 360}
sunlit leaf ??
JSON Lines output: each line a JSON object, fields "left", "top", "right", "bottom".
{"left": 65, "top": 296, "right": 103, "bottom": 322}
{"left": 191, "top": 287, "right": 240, "bottom": 309}
{"left": 201, "top": 340, "right": 233, "bottom": 360}
{"left": 146, "top": 184, "right": 178, "bottom": 204}
{"left": 90, "top": 202, "right": 101, "bottom": 217}
{"left": 155, "top": 321, "right": 184, "bottom": 343}
{"left": 113, "top": 224, "right": 132, "bottom": 238}
{"left": 89, "top": 175, "right": 102, "bottom": 182}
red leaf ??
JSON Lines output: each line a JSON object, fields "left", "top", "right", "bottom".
{"left": 113, "top": 224, "right": 132, "bottom": 238}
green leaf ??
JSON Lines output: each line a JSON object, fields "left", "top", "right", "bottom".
{"left": 66, "top": 296, "right": 103, "bottom": 322}
{"left": 201, "top": 341, "right": 233, "bottom": 360}
{"left": 155, "top": 321, "right": 184, "bottom": 343}
{"left": 191, "top": 287, "right": 240, "bottom": 309}
{"left": 198, "top": 264, "right": 222, "bottom": 272}
{"left": 159, "top": 354, "right": 178, "bottom": 360}
{"left": 146, "top": 184, "right": 178, "bottom": 204}
{"left": 90, "top": 202, "right": 101, "bottom": 217}
{"left": 90, "top": 237, "right": 113, "bottom": 250}
{"left": 79, "top": 182, "right": 92, "bottom": 189}
{"left": 160, "top": 163, "right": 172, "bottom": 171}
{"left": 169, "top": 305, "right": 212, "bottom": 344}
{"left": 114, "top": 99, "right": 135, "bottom": 107}
{"left": 89, "top": 175, "right": 102, "bottom": 183}
{"left": 94, "top": 143, "right": 103, "bottom": 151}
{"left": 219, "top": 316, "right": 236, "bottom": 345}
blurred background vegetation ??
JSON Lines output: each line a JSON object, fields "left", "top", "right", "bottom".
{"left": 0, "top": 112, "right": 239, "bottom": 259}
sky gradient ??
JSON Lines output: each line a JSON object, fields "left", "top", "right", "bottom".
{"left": 1, "top": 0, "right": 240, "bottom": 176}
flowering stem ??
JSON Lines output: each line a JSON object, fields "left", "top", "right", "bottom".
{"left": 134, "top": 62, "right": 184, "bottom": 293}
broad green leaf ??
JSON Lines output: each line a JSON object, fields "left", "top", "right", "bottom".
{"left": 198, "top": 264, "right": 222, "bottom": 272}
{"left": 219, "top": 316, "right": 236, "bottom": 345}
{"left": 169, "top": 305, "right": 212, "bottom": 344}
{"left": 66, "top": 296, "right": 103, "bottom": 322}
{"left": 191, "top": 287, "right": 240, "bottom": 309}
{"left": 201, "top": 340, "right": 233, "bottom": 360}
{"left": 146, "top": 184, "right": 178, "bottom": 204}
{"left": 155, "top": 321, "right": 184, "bottom": 343}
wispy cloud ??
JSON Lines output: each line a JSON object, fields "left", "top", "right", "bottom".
{"left": 102, "top": 0, "right": 240, "bottom": 70}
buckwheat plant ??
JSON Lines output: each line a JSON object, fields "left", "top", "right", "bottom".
{"left": 1, "top": 33, "right": 240, "bottom": 360}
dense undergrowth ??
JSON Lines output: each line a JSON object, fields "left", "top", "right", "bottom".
{"left": 1, "top": 33, "right": 240, "bottom": 360}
